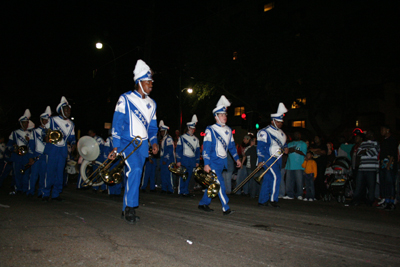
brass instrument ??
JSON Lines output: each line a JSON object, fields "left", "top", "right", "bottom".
{"left": 168, "top": 162, "right": 188, "bottom": 181}
{"left": 232, "top": 149, "right": 282, "bottom": 194}
{"left": 80, "top": 136, "right": 143, "bottom": 187}
{"left": 14, "top": 145, "right": 29, "bottom": 156}
{"left": 253, "top": 153, "right": 284, "bottom": 184}
{"left": 20, "top": 157, "right": 39, "bottom": 174}
{"left": 193, "top": 166, "right": 220, "bottom": 198}
{"left": 46, "top": 129, "right": 63, "bottom": 144}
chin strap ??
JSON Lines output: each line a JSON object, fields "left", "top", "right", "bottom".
{"left": 215, "top": 115, "right": 225, "bottom": 126}
{"left": 273, "top": 119, "right": 278, "bottom": 129}
{"left": 139, "top": 82, "right": 148, "bottom": 96}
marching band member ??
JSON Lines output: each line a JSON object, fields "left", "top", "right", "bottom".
{"left": 176, "top": 115, "right": 200, "bottom": 197}
{"left": 257, "top": 103, "right": 288, "bottom": 208}
{"left": 159, "top": 120, "right": 175, "bottom": 194}
{"left": 140, "top": 140, "right": 157, "bottom": 193}
{"left": 27, "top": 106, "right": 51, "bottom": 197}
{"left": 6, "top": 109, "right": 34, "bottom": 194}
{"left": 42, "top": 96, "right": 76, "bottom": 202}
{"left": 109, "top": 59, "right": 159, "bottom": 224}
{"left": 105, "top": 136, "right": 122, "bottom": 196}
{"left": 199, "top": 96, "right": 241, "bottom": 215}
{"left": 88, "top": 129, "right": 107, "bottom": 193}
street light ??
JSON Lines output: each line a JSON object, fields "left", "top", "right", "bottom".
{"left": 179, "top": 88, "right": 193, "bottom": 134}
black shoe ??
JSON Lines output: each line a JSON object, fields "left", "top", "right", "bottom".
{"left": 123, "top": 207, "right": 140, "bottom": 224}
{"left": 37, "top": 195, "right": 42, "bottom": 199}
{"left": 167, "top": 191, "right": 173, "bottom": 194}
{"left": 180, "top": 193, "right": 193, "bottom": 198}
{"left": 223, "top": 209, "right": 235, "bottom": 215}
{"left": 42, "top": 196, "right": 49, "bottom": 202}
{"left": 141, "top": 189, "right": 146, "bottom": 193}
{"left": 160, "top": 190, "right": 167, "bottom": 194}
{"left": 270, "top": 201, "right": 280, "bottom": 208}
{"left": 52, "top": 196, "right": 64, "bottom": 202}
{"left": 258, "top": 202, "right": 269, "bottom": 207}
{"left": 198, "top": 205, "right": 214, "bottom": 212}
{"left": 150, "top": 190, "right": 156, "bottom": 193}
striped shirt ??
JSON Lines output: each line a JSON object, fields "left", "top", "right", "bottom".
{"left": 357, "top": 140, "right": 380, "bottom": 171}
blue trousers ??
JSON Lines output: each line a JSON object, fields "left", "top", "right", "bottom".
{"left": 141, "top": 159, "right": 156, "bottom": 191}
{"left": 235, "top": 167, "right": 249, "bottom": 195}
{"left": 353, "top": 170, "right": 376, "bottom": 205}
{"left": 160, "top": 161, "right": 174, "bottom": 193}
{"left": 379, "top": 168, "right": 396, "bottom": 199}
{"left": 27, "top": 155, "right": 47, "bottom": 196}
{"left": 122, "top": 144, "right": 146, "bottom": 211}
{"left": 286, "top": 169, "right": 304, "bottom": 198}
{"left": 43, "top": 151, "right": 66, "bottom": 198}
{"left": 259, "top": 158, "right": 282, "bottom": 203}
{"left": 13, "top": 155, "right": 30, "bottom": 192}
{"left": 199, "top": 165, "right": 230, "bottom": 211}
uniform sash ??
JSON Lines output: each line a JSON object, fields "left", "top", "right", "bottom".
{"left": 211, "top": 128, "right": 228, "bottom": 151}
{"left": 182, "top": 136, "right": 196, "bottom": 154}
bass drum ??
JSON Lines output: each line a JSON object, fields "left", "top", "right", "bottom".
{"left": 80, "top": 159, "right": 104, "bottom": 187}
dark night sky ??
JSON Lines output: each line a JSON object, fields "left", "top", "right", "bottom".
{"left": 2, "top": 0, "right": 399, "bottom": 138}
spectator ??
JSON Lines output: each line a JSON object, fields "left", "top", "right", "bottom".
{"left": 326, "top": 142, "right": 336, "bottom": 168}
{"left": 235, "top": 135, "right": 251, "bottom": 195}
{"left": 302, "top": 151, "right": 317, "bottom": 201}
{"left": 377, "top": 125, "right": 398, "bottom": 211}
{"left": 309, "top": 135, "right": 327, "bottom": 200}
{"left": 243, "top": 137, "right": 260, "bottom": 198}
{"left": 284, "top": 131, "right": 307, "bottom": 200}
{"left": 350, "top": 130, "right": 379, "bottom": 206}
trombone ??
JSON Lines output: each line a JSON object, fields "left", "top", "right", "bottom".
{"left": 81, "top": 136, "right": 143, "bottom": 187}
{"left": 232, "top": 149, "right": 283, "bottom": 194}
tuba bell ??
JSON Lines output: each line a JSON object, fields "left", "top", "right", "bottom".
{"left": 168, "top": 162, "right": 188, "bottom": 181}
{"left": 77, "top": 136, "right": 104, "bottom": 187}
{"left": 193, "top": 166, "right": 220, "bottom": 198}
{"left": 46, "top": 129, "right": 63, "bottom": 144}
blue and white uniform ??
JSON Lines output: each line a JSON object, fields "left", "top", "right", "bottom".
{"left": 112, "top": 90, "right": 158, "bottom": 211}
{"left": 27, "top": 106, "right": 51, "bottom": 196}
{"left": 257, "top": 103, "right": 288, "bottom": 204}
{"left": 28, "top": 125, "right": 47, "bottom": 196}
{"left": 7, "top": 109, "right": 34, "bottom": 193}
{"left": 176, "top": 132, "right": 200, "bottom": 195}
{"left": 43, "top": 97, "right": 76, "bottom": 199}
{"left": 159, "top": 121, "right": 175, "bottom": 193}
{"left": 200, "top": 123, "right": 239, "bottom": 211}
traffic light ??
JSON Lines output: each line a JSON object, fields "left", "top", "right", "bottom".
{"left": 241, "top": 113, "right": 247, "bottom": 129}
{"left": 255, "top": 123, "right": 260, "bottom": 130}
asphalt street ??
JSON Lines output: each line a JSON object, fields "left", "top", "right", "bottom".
{"left": 1, "top": 180, "right": 399, "bottom": 267}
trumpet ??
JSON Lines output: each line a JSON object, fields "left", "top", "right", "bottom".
{"left": 232, "top": 149, "right": 282, "bottom": 194}
{"left": 46, "top": 129, "right": 63, "bottom": 144}
{"left": 168, "top": 162, "right": 188, "bottom": 181}
{"left": 193, "top": 166, "right": 220, "bottom": 198}
{"left": 81, "top": 136, "right": 143, "bottom": 187}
